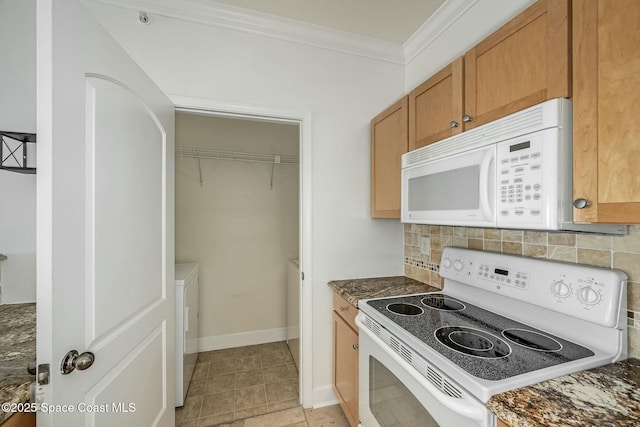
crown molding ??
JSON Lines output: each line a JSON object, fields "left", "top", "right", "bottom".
{"left": 403, "top": 0, "right": 479, "bottom": 64}
{"left": 86, "top": 0, "right": 405, "bottom": 64}
{"left": 87, "top": 0, "right": 479, "bottom": 66}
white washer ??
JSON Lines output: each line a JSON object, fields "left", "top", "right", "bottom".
{"left": 175, "top": 263, "right": 199, "bottom": 407}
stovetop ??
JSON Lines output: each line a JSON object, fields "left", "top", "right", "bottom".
{"left": 362, "top": 292, "right": 594, "bottom": 381}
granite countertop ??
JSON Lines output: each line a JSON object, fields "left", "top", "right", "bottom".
{"left": 0, "top": 303, "right": 36, "bottom": 424}
{"left": 488, "top": 358, "right": 640, "bottom": 427}
{"left": 327, "top": 276, "right": 439, "bottom": 307}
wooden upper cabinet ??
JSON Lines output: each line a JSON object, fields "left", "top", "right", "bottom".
{"left": 572, "top": 0, "right": 640, "bottom": 223}
{"left": 464, "top": 0, "right": 571, "bottom": 130}
{"left": 371, "top": 96, "right": 408, "bottom": 218}
{"left": 409, "top": 57, "right": 464, "bottom": 150}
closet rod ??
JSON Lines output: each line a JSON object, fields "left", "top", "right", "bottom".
{"left": 176, "top": 146, "right": 298, "bottom": 165}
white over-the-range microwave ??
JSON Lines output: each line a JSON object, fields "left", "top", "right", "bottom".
{"left": 401, "top": 98, "right": 626, "bottom": 234}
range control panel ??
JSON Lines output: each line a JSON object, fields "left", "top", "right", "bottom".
{"left": 476, "top": 263, "right": 530, "bottom": 290}
{"left": 439, "top": 247, "right": 627, "bottom": 328}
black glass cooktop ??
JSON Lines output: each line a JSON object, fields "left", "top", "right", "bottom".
{"left": 362, "top": 293, "right": 595, "bottom": 381}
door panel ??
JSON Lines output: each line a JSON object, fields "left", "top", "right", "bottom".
{"left": 572, "top": 0, "right": 640, "bottom": 223}
{"left": 36, "top": 0, "right": 175, "bottom": 425}
{"left": 87, "top": 76, "right": 166, "bottom": 343}
{"left": 88, "top": 326, "right": 165, "bottom": 427}
{"left": 409, "top": 58, "right": 463, "bottom": 150}
{"left": 464, "top": 0, "right": 570, "bottom": 130}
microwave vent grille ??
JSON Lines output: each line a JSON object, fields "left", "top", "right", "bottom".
{"left": 403, "top": 100, "right": 555, "bottom": 168}
{"left": 362, "top": 315, "right": 463, "bottom": 399}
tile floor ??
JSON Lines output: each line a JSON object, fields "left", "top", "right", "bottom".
{"left": 176, "top": 341, "right": 350, "bottom": 427}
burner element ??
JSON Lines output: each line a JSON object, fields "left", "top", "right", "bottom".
{"left": 502, "top": 328, "right": 563, "bottom": 352}
{"left": 386, "top": 303, "right": 424, "bottom": 316}
{"left": 421, "top": 294, "right": 466, "bottom": 311}
{"left": 435, "top": 326, "right": 511, "bottom": 359}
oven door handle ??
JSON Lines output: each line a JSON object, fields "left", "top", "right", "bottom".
{"left": 356, "top": 315, "right": 487, "bottom": 423}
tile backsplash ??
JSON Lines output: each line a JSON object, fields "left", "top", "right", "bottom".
{"left": 404, "top": 224, "right": 640, "bottom": 358}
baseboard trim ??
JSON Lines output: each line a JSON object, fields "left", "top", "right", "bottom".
{"left": 312, "top": 384, "right": 338, "bottom": 409}
{"left": 198, "top": 327, "right": 288, "bottom": 351}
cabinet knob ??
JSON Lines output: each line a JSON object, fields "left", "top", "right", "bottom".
{"left": 462, "top": 115, "right": 473, "bottom": 123}
{"left": 352, "top": 343, "right": 359, "bottom": 350}
{"left": 573, "top": 198, "right": 591, "bottom": 209}
{"left": 339, "top": 306, "right": 348, "bottom": 312}
{"left": 450, "top": 120, "right": 459, "bottom": 128}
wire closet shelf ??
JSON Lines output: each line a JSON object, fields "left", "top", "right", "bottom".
{"left": 175, "top": 146, "right": 298, "bottom": 165}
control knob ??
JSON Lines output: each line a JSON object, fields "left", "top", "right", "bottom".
{"left": 453, "top": 260, "right": 464, "bottom": 271}
{"left": 442, "top": 258, "right": 452, "bottom": 269}
{"left": 577, "top": 286, "right": 601, "bottom": 305}
{"left": 550, "top": 280, "right": 571, "bottom": 298}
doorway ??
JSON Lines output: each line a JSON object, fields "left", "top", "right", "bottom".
{"left": 173, "top": 97, "right": 313, "bottom": 412}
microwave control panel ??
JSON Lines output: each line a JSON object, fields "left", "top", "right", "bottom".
{"left": 495, "top": 131, "right": 558, "bottom": 228}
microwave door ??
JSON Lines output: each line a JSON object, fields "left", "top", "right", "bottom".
{"left": 402, "top": 145, "right": 496, "bottom": 226}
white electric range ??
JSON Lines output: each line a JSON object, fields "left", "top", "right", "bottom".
{"left": 356, "top": 247, "right": 628, "bottom": 427}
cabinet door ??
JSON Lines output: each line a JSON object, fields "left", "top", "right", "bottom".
{"left": 409, "top": 57, "right": 464, "bottom": 150}
{"left": 464, "top": 0, "right": 570, "bottom": 130}
{"left": 573, "top": 0, "right": 640, "bottom": 223}
{"left": 370, "top": 96, "right": 408, "bottom": 218}
{"left": 333, "top": 312, "right": 359, "bottom": 427}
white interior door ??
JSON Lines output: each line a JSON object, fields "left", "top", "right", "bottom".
{"left": 36, "top": 0, "right": 175, "bottom": 426}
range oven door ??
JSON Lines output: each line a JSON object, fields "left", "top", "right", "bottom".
{"left": 356, "top": 314, "right": 494, "bottom": 427}
{"left": 401, "top": 144, "right": 496, "bottom": 227}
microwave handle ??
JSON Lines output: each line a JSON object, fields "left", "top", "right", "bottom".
{"left": 479, "top": 148, "right": 495, "bottom": 220}
{"left": 356, "top": 314, "right": 488, "bottom": 422}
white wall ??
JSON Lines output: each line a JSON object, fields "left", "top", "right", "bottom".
{"left": 0, "top": 0, "right": 37, "bottom": 304}
{"left": 405, "top": 0, "right": 535, "bottom": 91}
{"left": 175, "top": 112, "right": 299, "bottom": 346}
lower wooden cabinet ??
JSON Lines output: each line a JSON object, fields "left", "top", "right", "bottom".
{"left": 497, "top": 419, "right": 510, "bottom": 427}
{"left": 332, "top": 293, "right": 359, "bottom": 427}
{"left": 1, "top": 411, "right": 36, "bottom": 427}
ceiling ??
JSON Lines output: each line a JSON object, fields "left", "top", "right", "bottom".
{"left": 209, "top": 0, "right": 447, "bottom": 44}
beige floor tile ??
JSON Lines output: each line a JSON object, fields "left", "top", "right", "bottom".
{"left": 197, "top": 351, "right": 214, "bottom": 363}
{"left": 176, "top": 395, "right": 203, "bottom": 423}
{"left": 209, "top": 421, "right": 243, "bottom": 427}
{"left": 235, "top": 384, "right": 267, "bottom": 410}
{"left": 192, "top": 362, "right": 210, "bottom": 380}
{"left": 287, "top": 364, "right": 298, "bottom": 380}
{"left": 235, "top": 404, "right": 269, "bottom": 420}
{"left": 236, "top": 355, "right": 262, "bottom": 372}
{"left": 180, "top": 342, "right": 300, "bottom": 427}
{"left": 205, "top": 373, "right": 235, "bottom": 394}
{"left": 213, "top": 348, "right": 237, "bottom": 360}
{"left": 262, "top": 351, "right": 291, "bottom": 367}
{"left": 259, "top": 342, "right": 286, "bottom": 353}
{"left": 187, "top": 377, "right": 206, "bottom": 398}
{"left": 236, "top": 369, "right": 264, "bottom": 388}
{"left": 244, "top": 407, "right": 306, "bottom": 427}
{"left": 305, "top": 405, "right": 350, "bottom": 427}
{"left": 266, "top": 380, "right": 297, "bottom": 403}
{"left": 210, "top": 358, "right": 236, "bottom": 377}
{"left": 197, "top": 412, "right": 235, "bottom": 427}
{"left": 238, "top": 345, "right": 261, "bottom": 356}
{"left": 263, "top": 365, "right": 289, "bottom": 384}
{"left": 201, "top": 391, "right": 235, "bottom": 417}
{"left": 268, "top": 399, "right": 299, "bottom": 412}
